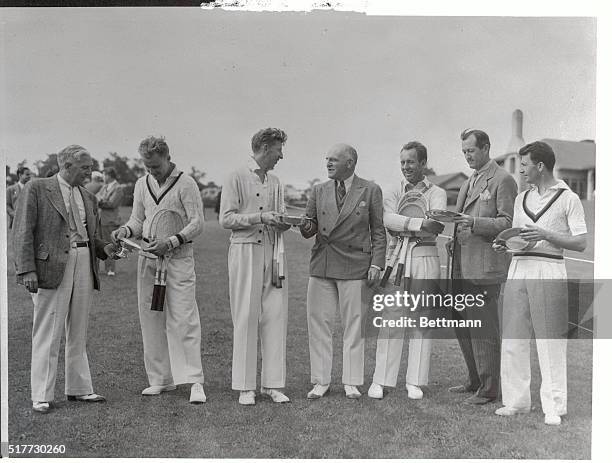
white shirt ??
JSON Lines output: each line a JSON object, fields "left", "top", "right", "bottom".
{"left": 513, "top": 180, "right": 587, "bottom": 255}
{"left": 57, "top": 173, "right": 87, "bottom": 239}
{"left": 382, "top": 176, "right": 447, "bottom": 233}
{"left": 124, "top": 166, "right": 204, "bottom": 244}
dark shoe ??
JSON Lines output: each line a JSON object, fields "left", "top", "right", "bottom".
{"left": 67, "top": 393, "right": 106, "bottom": 402}
{"left": 448, "top": 384, "right": 477, "bottom": 394}
{"left": 464, "top": 394, "right": 494, "bottom": 405}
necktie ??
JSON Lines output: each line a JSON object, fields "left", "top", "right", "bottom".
{"left": 337, "top": 180, "right": 346, "bottom": 201}
{"left": 69, "top": 187, "right": 88, "bottom": 239}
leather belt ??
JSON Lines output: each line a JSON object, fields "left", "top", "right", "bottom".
{"left": 70, "top": 241, "right": 89, "bottom": 248}
{"left": 513, "top": 251, "right": 563, "bottom": 260}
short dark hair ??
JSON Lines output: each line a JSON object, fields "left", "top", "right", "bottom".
{"left": 251, "top": 128, "right": 287, "bottom": 153}
{"left": 519, "top": 141, "right": 556, "bottom": 171}
{"left": 139, "top": 136, "right": 169, "bottom": 158}
{"left": 401, "top": 141, "right": 427, "bottom": 163}
{"left": 461, "top": 129, "right": 491, "bottom": 150}
{"left": 103, "top": 166, "right": 118, "bottom": 179}
{"left": 17, "top": 166, "right": 30, "bottom": 176}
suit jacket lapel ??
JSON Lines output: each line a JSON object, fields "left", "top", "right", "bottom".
{"left": 323, "top": 180, "right": 339, "bottom": 227}
{"left": 47, "top": 176, "right": 69, "bottom": 223}
{"left": 333, "top": 176, "right": 365, "bottom": 229}
{"left": 462, "top": 162, "right": 496, "bottom": 211}
{"left": 78, "top": 186, "right": 96, "bottom": 240}
{"left": 456, "top": 180, "right": 469, "bottom": 213}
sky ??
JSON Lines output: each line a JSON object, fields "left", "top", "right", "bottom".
{"left": 0, "top": 8, "right": 596, "bottom": 190}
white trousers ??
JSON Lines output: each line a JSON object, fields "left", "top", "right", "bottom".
{"left": 137, "top": 255, "right": 204, "bottom": 386}
{"left": 500, "top": 257, "right": 568, "bottom": 415}
{"left": 373, "top": 254, "right": 440, "bottom": 387}
{"left": 228, "top": 235, "right": 288, "bottom": 390}
{"left": 31, "top": 247, "right": 94, "bottom": 402}
{"left": 307, "top": 277, "right": 364, "bottom": 386}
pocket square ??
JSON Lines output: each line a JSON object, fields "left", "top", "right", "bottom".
{"left": 359, "top": 201, "right": 367, "bottom": 207}
{"left": 479, "top": 190, "right": 491, "bottom": 201}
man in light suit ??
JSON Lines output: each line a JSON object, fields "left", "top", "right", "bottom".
{"left": 448, "top": 129, "right": 517, "bottom": 404}
{"left": 13, "top": 145, "right": 115, "bottom": 414}
{"left": 300, "top": 143, "right": 386, "bottom": 399}
{"left": 6, "top": 166, "right": 32, "bottom": 229}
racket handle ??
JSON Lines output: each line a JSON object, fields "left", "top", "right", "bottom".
{"left": 151, "top": 284, "right": 166, "bottom": 311}
{"left": 380, "top": 266, "right": 393, "bottom": 288}
{"left": 394, "top": 264, "right": 404, "bottom": 286}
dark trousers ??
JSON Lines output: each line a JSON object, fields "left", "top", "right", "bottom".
{"left": 451, "top": 277, "right": 501, "bottom": 399}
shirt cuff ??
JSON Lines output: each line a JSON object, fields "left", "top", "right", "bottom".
{"left": 247, "top": 212, "right": 263, "bottom": 225}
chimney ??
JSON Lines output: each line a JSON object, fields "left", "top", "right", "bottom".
{"left": 506, "top": 109, "right": 525, "bottom": 154}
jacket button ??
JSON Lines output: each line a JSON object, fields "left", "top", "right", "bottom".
{"left": 65, "top": 250, "right": 69, "bottom": 254}
{"left": 256, "top": 193, "right": 260, "bottom": 196}
{"left": 356, "top": 212, "right": 360, "bottom": 215}
{"left": 322, "top": 211, "right": 325, "bottom": 215}
{"left": 259, "top": 206, "right": 263, "bottom": 210}
{"left": 257, "top": 240, "right": 261, "bottom": 243}
{"left": 259, "top": 229, "right": 262, "bottom": 233}
{"left": 323, "top": 227, "right": 326, "bottom": 231}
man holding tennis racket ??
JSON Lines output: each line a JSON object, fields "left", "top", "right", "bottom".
{"left": 111, "top": 136, "right": 206, "bottom": 404}
{"left": 220, "top": 127, "right": 291, "bottom": 406}
{"left": 367, "top": 141, "right": 446, "bottom": 401}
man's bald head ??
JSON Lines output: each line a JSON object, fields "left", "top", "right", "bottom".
{"left": 326, "top": 143, "right": 357, "bottom": 180}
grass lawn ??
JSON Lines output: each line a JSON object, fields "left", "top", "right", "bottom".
{"left": 6, "top": 207, "right": 592, "bottom": 459}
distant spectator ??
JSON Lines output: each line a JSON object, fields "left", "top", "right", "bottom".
{"left": 6, "top": 166, "right": 32, "bottom": 229}
{"left": 96, "top": 167, "right": 124, "bottom": 276}
{"left": 214, "top": 190, "right": 222, "bottom": 218}
{"left": 85, "top": 171, "right": 104, "bottom": 195}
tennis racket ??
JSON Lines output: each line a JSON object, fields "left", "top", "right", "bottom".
{"left": 147, "top": 208, "right": 185, "bottom": 311}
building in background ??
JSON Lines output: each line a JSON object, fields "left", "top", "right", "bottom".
{"left": 429, "top": 172, "right": 468, "bottom": 205}
{"left": 495, "top": 109, "right": 595, "bottom": 199}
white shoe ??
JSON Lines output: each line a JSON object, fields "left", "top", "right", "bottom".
{"left": 406, "top": 384, "right": 423, "bottom": 400}
{"left": 545, "top": 414, "right": 561, "bottom": 426}
{"left": 141, "top": 384, "right": 176, "bottom": 396}
{"left": 307, "top": 384, "right": 330, "bottom": 399}
{"left": 261, "top": 388, "right": 290, "bottom": 403}
{"left": 32, "top": 401, "right": 50, "bottom": 414}
{"left": 495, "top": 406, "right": 530, "bottom": 416}
{"left": 239, "top": 390, "right": 256, "bottom": 405}
{"left": 189, "top": 383, "right": 206, "bottom": 404}
{"left": 344, "top": 384, "right": 361, "bottom": 399}
{"left": 107, "top": 270, "right": 115, "bottom": 276}
{"left": 367, "top": 382, "right": 384, "bottom": 399}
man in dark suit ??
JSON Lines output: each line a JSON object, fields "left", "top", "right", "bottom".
{"left": 13, "top": 145, "right": 116, "bottom": 414}
{"left": 300, "top": 143, "right": 386, "bottom": 400}
{"left": 6, "top": 166, "right": 32, "bottom": 229}
{"left": 448, "top": 129, "right": 517, "bottom": 404}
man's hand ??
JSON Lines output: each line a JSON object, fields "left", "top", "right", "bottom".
{"left": 104, "top": 242, "right": 124, "bottom": 259}
{"left": 272, "top": 222, "right": 291, "bottom": 232}
{"left": 492, "top": 242, "right": 508, "bottom": 253}
{"left": 142, "top": 239, "right": 170, "bottom": 257}
{"left": 368, "top": 266, "right": 381, "bottom": 281}
{"left": 421, "top": 219, "right": 445, "bottom": 235}
{"left": 519, "top": 224, "right": 548, "bottom": 242}
{"left": 111, "top": 226, "right": 127, "bottom": 244}
{"left": 445, "top": 238, "right": 454, "bottom": 257}
{"left": 298, "top": 215, "right": 316, "bottom": 234}
{"left": 23, "top": 271, "right": 38, "bottom": 293}
{"left": 453, "top": 213, "right": 474, "bottom": 229}
{"left": 261, "top": 211, "right": 283, "bottom": 227}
